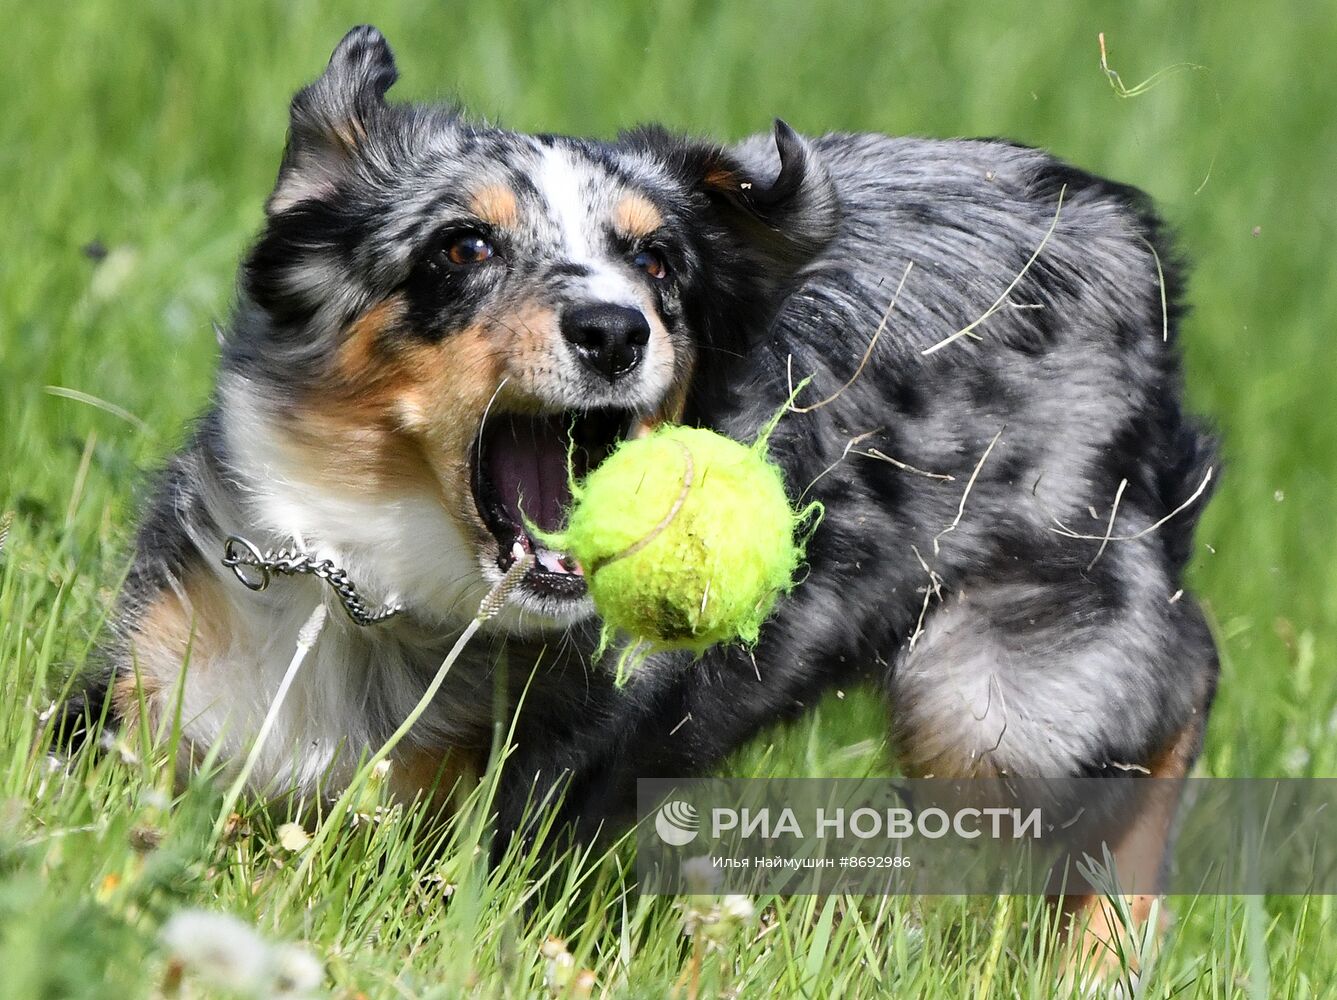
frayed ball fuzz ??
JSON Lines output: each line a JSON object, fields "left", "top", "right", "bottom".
{"left": 549, "top": 425, "right": 812, "bottom": 678}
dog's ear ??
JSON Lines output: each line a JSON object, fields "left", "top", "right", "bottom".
{"left": 709, "top": 120, "right": 840, "bottom": 260}
{"left": 268, "top": 26, "right": 399, "bottom": 214}
{"left": 628, "top": 120, "right": 839, "bottom": 267}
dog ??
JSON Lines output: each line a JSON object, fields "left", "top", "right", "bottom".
{"left": 74, "top": 25, "right": 1217, "bottom": 960}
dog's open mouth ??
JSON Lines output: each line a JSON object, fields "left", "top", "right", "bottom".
{"left": 471, "top": 409, "right": 636, "bottom": 599}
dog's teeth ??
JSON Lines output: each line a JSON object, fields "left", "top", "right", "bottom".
{"left": 533, "top": 548, "right": 583, "bottom": 576}
{"left": 511, "top": 540, "right": 527, "bottom": 564}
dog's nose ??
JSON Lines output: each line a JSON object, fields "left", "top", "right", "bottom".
{"left": 560, "top": 304, "right": 650, "bottom": 382}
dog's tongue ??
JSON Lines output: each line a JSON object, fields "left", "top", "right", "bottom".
{"left": 485, "top": 414, "right": 573, "bottom": 535}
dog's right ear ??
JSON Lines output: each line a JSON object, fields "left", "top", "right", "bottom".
{"left": 268, "top": 26, "right": 398, "bottom": 214}
{"left": 621, "top": 120, "right": 839, "bottom": 270}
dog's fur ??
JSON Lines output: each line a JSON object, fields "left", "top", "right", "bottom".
{"left": 76, "top": 26, "right": 1217, "bottom": 939}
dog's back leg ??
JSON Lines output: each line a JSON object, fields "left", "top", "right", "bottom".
{"left": 1053, "top": 706, "right": 1207, "bottom": 980}
{"left": 887, "top": 552, "right": 1218, "bottom": 978}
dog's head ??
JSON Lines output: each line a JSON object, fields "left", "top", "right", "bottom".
{"left": 226, "top": 26, "right": 837, "bottom": 628}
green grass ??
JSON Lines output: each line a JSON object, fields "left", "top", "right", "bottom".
{"left": 2, "top": 0, "right": 1335, "bottom": 996}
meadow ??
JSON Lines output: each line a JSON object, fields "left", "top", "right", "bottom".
{"left": 2, "top": 0, "right": 1335, "bottom": 996}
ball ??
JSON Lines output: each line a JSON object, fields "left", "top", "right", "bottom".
{"left": 553, "top": 424, "right": 808, "bottom": 669}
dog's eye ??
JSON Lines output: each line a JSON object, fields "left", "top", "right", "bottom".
{"left": 632, "top": 249, "right": 668, "bottom": 281}
{"left": 443, "top": 231, "right": 495, "bottom": 268}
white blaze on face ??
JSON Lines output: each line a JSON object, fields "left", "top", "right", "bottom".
{"left": 525, "top": 143, "right": 678, "bottom": 416}
{"left": 533, "top": 144, "right": 641, "bottom": 309}
{"left": 533, "top": 145, "right": 593, "bottom": 259}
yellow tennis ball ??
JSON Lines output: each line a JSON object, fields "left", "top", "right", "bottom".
{"left": 554, "top": 425, "right": 811, "bottom": 671}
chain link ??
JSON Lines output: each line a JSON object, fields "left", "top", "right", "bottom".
{"left": 221, "top": 534, "right": 402, "bottom": 627}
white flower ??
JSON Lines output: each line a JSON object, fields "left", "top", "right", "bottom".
{"left": 98, "top": 729, "right": 140, "bottom": 765}
{"left": 273, "top": 944, "right": 325, "bottom": 997}
{"left": 277, "top": 822, "right": 312, "bottom": 852}
{"left": 539, "top": 936, "right": 568, "bottom": 960}
{"left": 720, "top": 895, "right": 755, "bottom": 923}
{"left": 161, "top": 910, "right": 272, "bottom": 994}
{"left": 161, "top": 909, "right": 325, "bottom": 998}
{"left": 544, "top": 950, "right": 576, "bottom": 993}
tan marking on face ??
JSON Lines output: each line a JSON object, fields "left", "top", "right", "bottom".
{"left": 651, "top": 366, "right": 692, "bottom": 426}
{"left": 290, "top": 296, "right": 525, "bottom": 544}
{"left": 290, "top": 293, "right": 690, "bottom": 550}
{"left": 476, "top": 301, "right": 566, "bottom": 408}
{"left": 390, "top": 324, "right": 511, "bottom": 540}
{"left": 612, "top": 193, "right": 663, "bottom": 240}
{"left": 335, "top": 297, "right": 402, "bottom": 386}
{"left": 276, "top": 298, "right": 448, "bottom": 500}
{"left": 468, "top": 184, "right": 520, "bottom": 229}
{"left": 321, "top": 298, "right": 475, "bottom": 490}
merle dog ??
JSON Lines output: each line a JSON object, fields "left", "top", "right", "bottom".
{"left": 76, "top": 25, "right": 1217, "bottom": 957}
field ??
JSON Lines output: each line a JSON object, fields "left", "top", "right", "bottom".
{"left": 2, "top": 0, "right": 1335, "bottom": 996}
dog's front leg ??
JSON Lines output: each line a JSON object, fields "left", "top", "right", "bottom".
{"left": 491, "top": 619, "right": 862, "bottom": 862}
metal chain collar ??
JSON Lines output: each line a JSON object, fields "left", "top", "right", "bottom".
{"left": 221, "top": 534, "right": 402, "bottom": 627}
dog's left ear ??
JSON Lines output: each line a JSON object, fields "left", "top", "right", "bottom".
{"left": 629, "top": 120, "right": 839, "bottom": 268}
{"left": 268, "top": 25, "right": 399, "bottom": 214}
